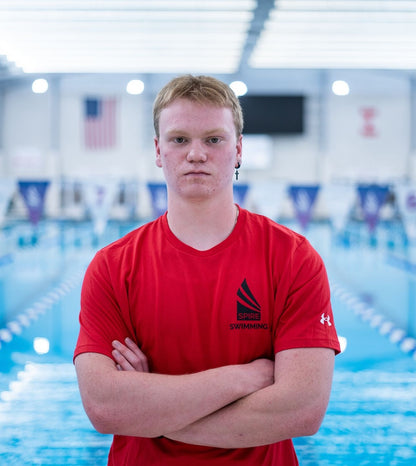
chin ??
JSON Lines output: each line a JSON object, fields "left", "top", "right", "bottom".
{"left": 177, "top": 184, "right": 214, "bottom": 200}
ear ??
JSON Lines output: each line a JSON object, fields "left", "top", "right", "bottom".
{"left": 236, "top": 134, "right": 243, "bottom": 166}
{"left": 154, "top": 137, "right": 163, "bottom": 168}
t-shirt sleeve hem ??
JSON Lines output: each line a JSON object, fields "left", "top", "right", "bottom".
{"left": 73, "top": 345, "right": 114, "bottom": 364}
{"left": 274, "top": 338, "right": 341, "bottom": 356}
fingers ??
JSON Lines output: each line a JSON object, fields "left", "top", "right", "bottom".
{"left": 112, "top": 348, "right": 136, "bottom": 372}
{"left": 112, "top": 338, "right": 150, "bottom": 372}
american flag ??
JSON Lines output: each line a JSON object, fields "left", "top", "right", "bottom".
{"left": 84, "top": 97, "right": 117, "bottom": 150}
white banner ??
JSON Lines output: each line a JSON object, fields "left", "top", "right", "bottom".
{"left": 321, "top": 184, "right": 356, "bottom": 233}
{"left": 84, "top": 178, "right": 118, "bottom": 235}
{"left": 0, "top": 179, "right": 15, "bottom": 225}
{"left": 248, "top": 181, "right": 286, "bottom": 221}
{"left": 395, "top": 184, "right": 416, "bottom": 240}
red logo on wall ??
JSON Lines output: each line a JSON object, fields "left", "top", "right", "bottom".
{"left": 360, "top": 107, "right": 378, "bottom": 138}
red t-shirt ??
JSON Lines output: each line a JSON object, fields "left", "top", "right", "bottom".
{"left": 74, "top": 208, "right": 340, "bottom": 465}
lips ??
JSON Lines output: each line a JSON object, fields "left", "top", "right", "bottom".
{"left": 184, "top": 171, "right": 209, "bottom": 176}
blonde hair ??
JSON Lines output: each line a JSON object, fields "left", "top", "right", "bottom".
{"left": 153, "top": 75, "right": 244, "bottom": 138}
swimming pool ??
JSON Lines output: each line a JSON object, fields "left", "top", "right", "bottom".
{"left": 1, "top": 220, "right": 415, "bottom": 465}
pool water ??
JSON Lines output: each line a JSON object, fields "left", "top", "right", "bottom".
{"left": 1, "top": 221, "right": 415, "bottom": 465}
{"left": 0, "top": 360, "right": 111, "bottom": 465}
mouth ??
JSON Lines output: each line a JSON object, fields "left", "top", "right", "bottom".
{"left": 184, "top": 171, "right": 209, "bottom": 176}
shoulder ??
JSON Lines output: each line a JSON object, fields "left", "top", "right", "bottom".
{"left": 241, "top": 208, "right": 308, "bottom": 250}
{"left": 90, "top": 216, "right": 164, "bottom": 270}
{"left": 241, "top": 208, "right": 324, "bottom": 272}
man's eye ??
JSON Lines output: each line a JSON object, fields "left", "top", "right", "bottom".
{"left": 174, "top": 137, "right": 186, "bottom": 144}
{"left": 208, "top": 137, "right": 221, "bottom": 144}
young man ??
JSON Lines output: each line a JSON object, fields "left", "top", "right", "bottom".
{"left": 74, "top": 75, "right": 340, "bottom": 465}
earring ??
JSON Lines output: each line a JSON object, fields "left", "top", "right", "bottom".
{"left": 235, "top": 162, "right": 241, "bottom": 181}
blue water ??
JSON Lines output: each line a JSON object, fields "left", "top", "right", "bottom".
{"left": 1, "top": 220, "right": 415, "bottom": 465}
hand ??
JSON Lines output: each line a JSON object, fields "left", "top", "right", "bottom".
{"left": 112, "top": 338, "right": 149, "bottom": 372}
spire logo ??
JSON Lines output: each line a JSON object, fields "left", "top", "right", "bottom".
{"left": 237, "top": 279, "right": 261, "bottom": 321}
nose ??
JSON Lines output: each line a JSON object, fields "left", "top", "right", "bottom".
{"left": 186, "top": 141, "right": 207, "bottom": 163}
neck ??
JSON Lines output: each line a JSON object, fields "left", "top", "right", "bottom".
{"left": 166, "top": 197, "right": 238, "bottom": 251}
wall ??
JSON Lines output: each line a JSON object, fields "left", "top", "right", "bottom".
{"left": 0, "top": 70, "right": 414, "bottom": 202}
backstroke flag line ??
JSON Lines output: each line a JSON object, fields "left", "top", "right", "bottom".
{"left": 233, "top": 183, "right": 249, "bottom": 207}
{"left": 357, "top": 184, "right": 389, "bottom": 234}
{"left": 395, "top": 184, "right": 416, "bottom": 240}
{"left": 18, "top": 180, "right": 50, "bottom": 226}
{"left": 288, "top": 185, "right": 320, "bottom": 230}
{"left": 321, "top": 184, "right": 356, "bottom": 233}
{"left": 147, "top": 182, "right": 167, "bottom": 219}
{"left": 84, "top": 97, "right": 117, "bottom": 150}
{"left": 0, "top": 179, "right": 15, "bottom": 226}
{"left": 84, "top": 179, "right": 118, "bottom": 236}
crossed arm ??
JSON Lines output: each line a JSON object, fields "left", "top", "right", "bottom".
{"left": 75, "top": 339, "right": 335, "bottom": 448}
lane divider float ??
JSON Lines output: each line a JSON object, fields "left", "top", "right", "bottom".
{"left": 0, "top": 269, "right": 85, "bottom": 350}
{"left": 331, "top": 281, "right": 416, "bottom": 361}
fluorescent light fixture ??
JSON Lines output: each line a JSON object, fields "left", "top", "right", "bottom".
{"left": 0, "top": 0, "right": 256, "bottom": 11}
{"left": 126, "top": 79, "right": 144, "bottom": 95}
{"left": 0, "top": 10, "right": 253, "bottom": 22}
{"left": 276, "top": 1, "right": 416, "bottom": 12}
{"left": 229, "top": 80, "right": 248, "bottom": 96}
{"left": 249, "top": 1, "right": 416, "bottom": 70}
{"left": 332, "top": 80, "right": 350, "bottom": 96}
{"left": 269, "top": 10, "right": 416, "bottom": 22}
{"left": 0, "top": 1, "right": 254, "bottom": 74}
{"left": 32, "top": 78, "right": 48, "bottom": 94}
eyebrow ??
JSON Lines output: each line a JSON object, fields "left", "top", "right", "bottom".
{"left": 166, "top": 127, "right": 230, "bottom": 137}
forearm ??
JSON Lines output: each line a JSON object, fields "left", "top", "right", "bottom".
{"left": 165, "top": 348, "right": 335, "bottom": 448}
{"left": 75, "top": 353, "right": 272, "bottom": 438}
{"left": 164, "top": 381, "right": 323, "bottom": 448}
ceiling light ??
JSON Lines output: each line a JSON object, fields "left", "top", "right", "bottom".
{"left": 332, "top": 80, "right": 350, "bottom": 96}
{"left": 126, "top": 80, "right": 145, "bottom": 95}
{"left": 229, "top": 81, "right": 248, "bottom": 96}
{"left": 31, "top": 78, "right": 48, "bottom": 94}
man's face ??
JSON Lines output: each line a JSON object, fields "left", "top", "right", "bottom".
{"left": 154, "top": 98, "right": 242, "bottom": 202}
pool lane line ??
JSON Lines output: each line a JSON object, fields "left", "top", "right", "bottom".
{"left": 330, "top": 281, "right": 416, "bottom": 361}
{"left": 386, "top": 253, "right": 416, "bottom": 275}
{"left": 0, "top": 269, "right": 85, "bottom": 350}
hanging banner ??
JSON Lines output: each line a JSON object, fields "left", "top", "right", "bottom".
{"left": 0, "top": 179, "right": 16, "bottom": 226}
{"left": 147, "top": 182, "right": 167, "bottom": 219}
{"left": 321, "top": 184, "right": 356, "bottom": 233}
{"left": 357, "top": 184, "right": 390, "bottom": 234}
{"left": 395, "top": 184, "right": 416, "bottom": 240}
{"left": 84, "top": 179, "right": 118, "bottom": 235}
{"left": 118, "top": 180, "right": 139, "bottom": 219}
{"left": 249, "top": 181, "right": 286, "bottom": 220}
{"left": 18, "top": 180, "right": 50, "bottom": 226}
{"left": 233, "top": 183, "right": 249, "bottom": 207}
{"left": 288, "top": 185, "right": 320, "bottom": 230}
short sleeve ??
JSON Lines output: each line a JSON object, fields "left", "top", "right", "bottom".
{"left": 273, "top": 238, "right": 340, "bottom": 355}
{"left": 73, "top": 250, "right": 133, "bottom": 362}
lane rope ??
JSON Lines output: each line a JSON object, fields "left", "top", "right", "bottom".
{"left": 330, "top": 281, "right": 416, "bottom": 361}
{"left": 0, "top": 269, "right": 85, "bottom": 350}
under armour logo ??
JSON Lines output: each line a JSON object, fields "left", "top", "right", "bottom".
{"left": 320, "top": 313, "right": 332, "bottom": 326}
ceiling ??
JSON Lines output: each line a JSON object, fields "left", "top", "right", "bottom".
{"left": 1, "top": 0, "right": 416, "bottom": 88}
